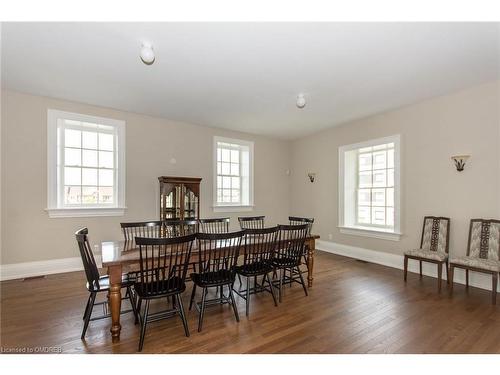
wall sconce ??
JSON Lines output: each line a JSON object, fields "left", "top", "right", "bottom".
{"left": 451, "top": 155, "right": 470, "bottom": 172}
{"left": 308, "top": 173, "right": 316, "bottom": 183}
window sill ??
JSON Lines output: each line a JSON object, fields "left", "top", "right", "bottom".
{"left": 212, "top": 205, "right": 254, "bottom": 213}
{"left": 46, "top": 207, "right": 127, "bottom": 218}
{"left": 338, "top": 226, "right": 402, "bottom": 241}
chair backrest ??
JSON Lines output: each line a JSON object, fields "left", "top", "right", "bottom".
{"left": 199, "top": 217, "right": 230, "bottom": 234}
{"left": 120, "top": 221, "right": 163, "bottom": 241}
{"left": 75, "top": 228, "right": 100, "bottom": 290}
{"left": 135, "top": 234, "right": 196, "bottom": 295}
{"left": 466, "top": 219, "right": 500, "bottom": 261}
{"left": 419, "top": 216, "right": 450, "bottom": 254}
{"left": 275, "top": 224, "right": 309, "bottom": 266}
{"left": 196, "top": 231, "right": 245, "bottom": 280}
{"left": 289, "top": 216, "right": 314, "bottom": 235}
{"left": 243, "top": 226, "right": 279, "bottom": 267}
{"left": 163, "top": 219, "right": 199, "bottom": 237}
{"left": 238, "top": 216, "right": 265, "bottom": 230}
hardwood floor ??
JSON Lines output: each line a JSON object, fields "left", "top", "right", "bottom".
{"left": 1, "top": 251, "right": 500, "bottom": 354}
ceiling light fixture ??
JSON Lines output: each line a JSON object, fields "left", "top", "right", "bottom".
{"left": 140, "top": 42, "right": 155, "bottom": 65}
{"left": 296, "top": 93, "right": 306, "bottom": 109}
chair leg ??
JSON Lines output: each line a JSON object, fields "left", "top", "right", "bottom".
{"left": 82, "top": 293, "right": 92, "bottom": 320}
{"left": 296, "top": 265, "right": 308, "bottom": 296}
{"left": 81, "top": 292, "right": 96, "bottom": 339}
{"left": 419, "top": 261, "right": 422, "bottom": 277}
{"left": 492, "top": 273, "right": 498, "bottom": 305}
{"left": 245, "top": 276, "right": 250, "bottom": 317}
{"left": 176, "top": 294, "right": 190, "bottom": 337}
{"left": 278, "top": 268, "right": 283, "bottom": 303}
{"left": 138, "top": 300, "right": 150, "bottom": 352}
{"left": 466, "top": 269, "right": 469, "bottom": 288}
{"left": 437, "top": 262, "right": 442, "bottom": 292}
{"left": 266, "top": 273, "right": 278, "bottom": 307}
{"left": 228, "top": 286, "right": 240, "bottom": 322}
{"left": 197, "top": 288, "right": 207, "bottom": 333}
{"left": 403, "top": 256, "right": 408, "bottom": 282}
{"left": 135, "top": 298, "right": 142, "bottom": 325}
{"left": 449, "top": 265, "right": 455, "bottom": 294}
{"left": 189, "top": 283, "right": 197, "bottom": 311}
{"left": 237, "top": 274, "right": 242, "bottom": 287}
{"left": 446, "top": 260, "right": 449, "bottom": 284}
{"left": 127, "top": 286, "right": 139, "bottom": 325}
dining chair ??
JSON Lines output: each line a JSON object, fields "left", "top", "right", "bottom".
{"left": 403, "top": 216, "right": 450, "bottom": 291}
{"left": 120, "top": 221, "right": 163, "bottom": 241}
{"left": 238, "top": 216, "right": 265, "bottom": 230}
{"left": 289, "top": 216, "right": 314, "bottom": 233}
{"left": 288, "top": 216, "right": 314, "bottom": 275}
{"left": 163, "top": 219, "right": 199, "bottom": 237}
{"left": 189, "top": 230, "right": 245, "bottom": 332}
{"left": 450, "top": 219, "right": 500, "bottom": 304}
{"left": 134, "top": 233, "right": 196, "bottom": 351}
{"left": 120, "top": 221, "right": 165, "bottom": 290}
{"left": 163, "top": 219, "right": 199, "bottom": 280}
{"left": 234, "top": 226, "right": 279, "bottom": 316}
{"left": 198, "top": 217, "right": 230, "bottom": 234}
{"left": 75, "top": 228, "right": 138, "bottom": 340}
{"left": 272, "top": 224, "right": 309, "bottom": 303}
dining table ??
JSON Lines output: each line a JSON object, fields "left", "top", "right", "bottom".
{"left": 99, "top": 234, "right": 320, "bottom": 342}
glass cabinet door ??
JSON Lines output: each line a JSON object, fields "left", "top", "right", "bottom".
{"left": 160, "top": 183, "right": 182, "bottom": 220}
{"left": 183, "top": 183, "right": 199, "bottom": 220}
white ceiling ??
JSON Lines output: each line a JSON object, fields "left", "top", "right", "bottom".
{"left": 2, "top": 22, "right": 499, "bottom": 140}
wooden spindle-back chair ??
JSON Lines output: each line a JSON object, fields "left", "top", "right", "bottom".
{"left": 189, "top": 230, "right": 244, "bottom": 332}
{"left": 198, "top": 217, "right": 230, "bottom": 234}
{"left": 76, "top": 228, "right": 138, "bottom": 339}
{"left": 234, "top": 226, "right": 279, "bottom": 315}
{"left": 238, "top": 216, "right": 265, "bottom": 230}
{"left": 134, "top": 234, "right": 196, "bottom": 351}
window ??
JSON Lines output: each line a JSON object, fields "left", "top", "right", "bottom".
{"left": 338, "top": 135, "right": 401, "bottom": 241}
{"left": 47, "top": 110, "right": 126, "bottom": 218}
{"left": 213, "top": 136, "right": 254, "bottom": 211}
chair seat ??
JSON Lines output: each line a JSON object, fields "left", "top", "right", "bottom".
{"left": 191, "top": 270, "right": 234, "bottom": 287}
{"left": 87, "top": 273, "right": 133, "bottom": 292}
{"left": 450, "top": 256, "right": 500, "bottom": 272}
{"left": 235, "top": 261, "right": 273, "bottom": 276}
{"left": 134, "top": 276, "right": 186, "bottom": 298}
{"left": 404, "top": 249, "right": 448, "bottom": 262}
{"left": 272, "top": 257, "right": 299, "bottom": 268}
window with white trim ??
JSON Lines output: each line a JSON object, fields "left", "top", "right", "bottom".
{"left": 338, "top": 135, "right": 401, "bottom": 241}
{"left": 47, "top": 110, "right": 126, "bottom": 218}
{"left": 213, "top": 136, "right": 254, "bottom": 211}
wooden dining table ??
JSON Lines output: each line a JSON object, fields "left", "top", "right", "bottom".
{"left": 99, "top": 234, "right": 320, "bottom": 342}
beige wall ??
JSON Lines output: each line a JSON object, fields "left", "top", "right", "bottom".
{"left": 2, "top": 81, "right": 499, "bottom": 266}
{"left": 1, "top": 90, "right": 291, "bottom": 264}
{"left": 290, "top": 81, "right": 500, "bottom": 258}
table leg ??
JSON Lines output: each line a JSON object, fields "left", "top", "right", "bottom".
{"left": 307, "top": 238, "right": 315, "bottom": 288}
{"left": 108, "top": 264, "right": 123, "bottom": 343}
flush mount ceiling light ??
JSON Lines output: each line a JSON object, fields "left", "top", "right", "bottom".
{"left": 140, "top": 42, "right": 155, "bottom": 65}
{"left": 296, "top": 93, "right": 306, "bottom": 109}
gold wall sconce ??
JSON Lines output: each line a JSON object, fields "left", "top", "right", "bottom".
{"left": 451, "top": 155, "right": 470, "bottom": 172}
{"left": 308, "top": 172, "right": 316, "bottom": 183}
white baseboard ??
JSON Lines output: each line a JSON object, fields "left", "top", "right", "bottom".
{"left": 0, "top": 256, "right": 100, "bottom": 281}
{"left": 316, "top": 240, "right": 498, "bottom": 292}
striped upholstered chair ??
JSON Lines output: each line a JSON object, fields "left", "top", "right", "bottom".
{"left": 404, "top": 216, "right": 450, "bottom": 291}
{"left": 450, "top": 219, "right": 500, "bottom": 305}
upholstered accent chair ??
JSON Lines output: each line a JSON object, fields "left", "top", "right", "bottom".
{"left": 450, "top": 219, "right": 500, "bottom": 305}
{"left": 404, "top": 216, "right": 450, "bottom": 291}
